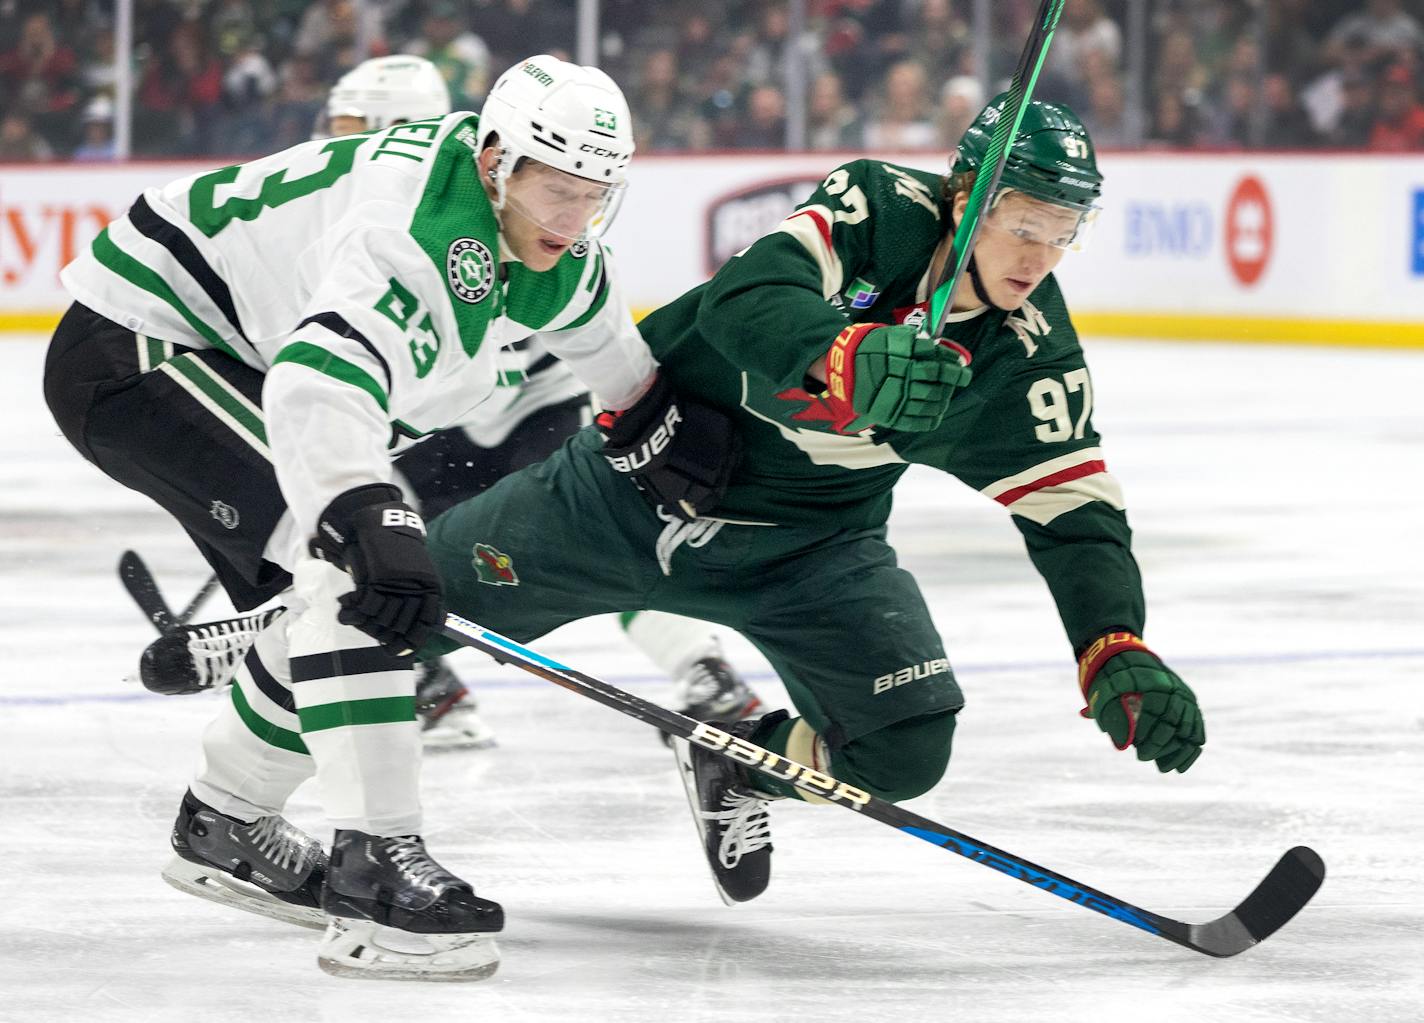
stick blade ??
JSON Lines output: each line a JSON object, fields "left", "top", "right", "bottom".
{"left": 1187, "top": 846, "right": 1325, "bottom": 957}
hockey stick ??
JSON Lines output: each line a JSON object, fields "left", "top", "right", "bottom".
{"left": 118, "top": 550, "right": 219, "bottom": 634}
{"left": 927, "top": 0, "right": 1066, "bottom": 338}
{"left": 441, "top": 612, "right": 1323, "bottom": 957}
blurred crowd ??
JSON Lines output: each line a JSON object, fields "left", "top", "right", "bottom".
{"left": 3, "top": 0, "right": 1424, "bottom": 162}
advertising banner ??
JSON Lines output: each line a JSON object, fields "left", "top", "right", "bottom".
{"left": 4, "top": 151, "right": 1423, "bottom": 346}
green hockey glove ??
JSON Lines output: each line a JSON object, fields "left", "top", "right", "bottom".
{"left": 1077, "top": 632, "right": 1205, "bottom": 774}
{"left": 822, "top": 322, "right": 972, "bottom": 433}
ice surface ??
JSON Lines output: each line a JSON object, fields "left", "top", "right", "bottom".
{"left": 2, "top": 335, "right": 1421, "bottom": 1022}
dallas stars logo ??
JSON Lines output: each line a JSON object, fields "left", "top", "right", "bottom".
{"left": 471, "top": 543, "right": 519, "bottom": 586}
{"left": 447, "top": 238, "right": 494, "bottom": 304}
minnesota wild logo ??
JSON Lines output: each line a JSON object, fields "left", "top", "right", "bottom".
{"left": 845, "top": 277, "right": 881, "bottom": 310}
{"left": 471, "top": 543, "right": 519, "bottom": 586}
{"left": 447, "top": 238, "right": 494, "bottom": 304}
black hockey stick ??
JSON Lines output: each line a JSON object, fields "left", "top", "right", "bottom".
{"left": 928, "top": 0, "right": 1066, "bottom": 337}
{"left": 442, "top": 612, "right": 1324, "bottom": 957}
{"left": 118, "top": 550, "right": 219, "bottom": 634}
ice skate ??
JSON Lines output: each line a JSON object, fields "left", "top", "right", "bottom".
{"left": 319, "top": 830, "right": 503, "bottom": 981}
{"left": 660, "top": 656, "right": 762, "bottom": 746}
{"left": 139, "top": 608, "right": 284, "bottom": 695}
{"left": 415, "top": 659, "right": 497, "bottom": 751}
{"left": 672, "top": 714, "right": 779, "bottom": 905}
{"left": 161, "top": 789, "right": 326, "bottom": 929}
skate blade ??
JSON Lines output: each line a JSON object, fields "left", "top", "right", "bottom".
{"left": 161, "top": 854, "right": 325, "bottom": 930}
{"left": 317, "top": 918, "right": 500, "bottom": 982}
{"left": 670, "top": 737, "right": 741, "bottom": 908}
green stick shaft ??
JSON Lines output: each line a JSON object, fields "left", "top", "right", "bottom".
{"left": 928, "top": 0, "right": 1067, "bottom": 337}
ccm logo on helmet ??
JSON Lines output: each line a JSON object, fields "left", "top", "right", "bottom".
{"left": 579, "top": 142, "right": 628, "bottom": 160}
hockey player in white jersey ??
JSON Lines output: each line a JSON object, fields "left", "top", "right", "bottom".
{"left": 44, "top": 55, "right": 737, "bottom": 981}
{"left": 128, "top": 54, "right": 760, "bottom": 747}
{"left": 259, "top": 54, "right": 761, "bottom": 749}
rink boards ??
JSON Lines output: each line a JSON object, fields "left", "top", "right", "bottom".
{"left": 3, "top": 150, "right": 1423, "bottom": 346}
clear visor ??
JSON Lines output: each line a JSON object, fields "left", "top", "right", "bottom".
{"left": 984, "top": 188, "right": 1099, "bottom": 251}
{"left": 502, "top": 160, "right": 626, "bottom": 243}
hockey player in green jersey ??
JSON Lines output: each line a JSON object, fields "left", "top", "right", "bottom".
{"left": 43, "top": 56, "right": 739, "bottom": 978}
{"left": 414, "top": 94, "right": 1207, "bottom": 904}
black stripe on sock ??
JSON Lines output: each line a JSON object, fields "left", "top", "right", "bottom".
{"left": 294, "top": 312, "right": 393, "bottom": 394}
{"left": 129, "top": 196, "right": 248, "bottom": 342}
{"left": 244, "top": 645, "right": 295, "bottom": 713}
{"left": 290, "top": 647, "right": 412, "bottom": 682}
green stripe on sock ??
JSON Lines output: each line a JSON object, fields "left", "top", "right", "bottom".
{"left": 231, "top": 681, "right": 308, "bottom": 754}
{"left": 298, "top": 695, "right": 416, "bottom": 733}
{"left": 91, "top": 228, "right": 239, "bottom": 360}
{"left": 167, "top": 355, "right": 268, "bottom": 446}
{"left": 272, "top": 341, "right": 389, "bottom": 413}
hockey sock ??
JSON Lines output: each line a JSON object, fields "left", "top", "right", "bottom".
{"left": 620, "top": 610, "right": 722, "bottom": 678}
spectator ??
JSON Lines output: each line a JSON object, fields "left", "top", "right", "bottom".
{"left": 1322, "top": 69, "right": 1378, "bottom": 147}
{"left": 1082, "top": 59, "right": 1128, "bottom": 148}
{"left": 1045, "top": 0, "right": 1121, "bottom": 93}
{"left": 935, "top": 74, "right": 983, "bottom": 150}
{"left": 1207, "top": 73, "right": 1257, "bottom": 147}
{"left": 1147, "top": 89, "right": 1204, "bottom": 148}
{"left": 0, "top": 11, "right": 81, "bottom": 149}
{"left": 864, "top": 59, "right": 936, "bottom": 150}
{"left": 629, "top": 47, "right": 707, "bottom": 150}
{"left": 404, "top": 2, "right": 490, "bottom": 109}
{"left": 223, "top": 32, "right": 279, "bottom": 153}
{"left": 0, "top": 110, "right": 54, "bottom": 161}
{"left": 294, "top": 0, "right": 386, "bottom": 82}
{"left": 744, "top": 1, "right": 826, "bottom": 91}
{"left": 733, "top": 83, "right": 786, "bottom": 149}
{"left": 907, "top": 0, "right": 970, "bottom": 78}
{"left": 70, "top": 94, "right": 116, "bottom": 162}
{"left": 269, "top": 53, "right": 328, "bottom": 149}
{"left": 1325, "top": 0, "right": 1424, "bottom": 71}
{"left": 1261, "top": 71, "right": 1317, "bottom": 147}
{"left": 478, "top": 0, "right": 570, "bottom": 72}
{"left": 136, "top": 20, "right": 224, "bottom": 155}
{"left": 1369, "top": 63, "right": 1424, "bottom": 149}
{"left": 807, "top": 70, "right": 863, "bottom": 150}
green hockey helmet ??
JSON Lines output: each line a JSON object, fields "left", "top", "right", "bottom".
{"left": 951, "top": 94, "right": 1102, "bottom": 212}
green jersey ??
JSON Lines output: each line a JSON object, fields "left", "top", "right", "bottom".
{"left": 637, "top": 158, "right": 1142, "bottom": 649}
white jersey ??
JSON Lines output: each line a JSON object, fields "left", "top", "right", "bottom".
{"left": 62, "top": 112, "right": 654, "bottom": 544}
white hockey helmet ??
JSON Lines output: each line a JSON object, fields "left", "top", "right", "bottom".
{"left": 326, "top": 55, "right": 451, "bottom": 132}
{"left": 476, "top": 55, "right": 635, "bottom": 240}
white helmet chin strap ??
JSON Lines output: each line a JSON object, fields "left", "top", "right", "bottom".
{"left": 487, "top": 144, "right": 518, "bottom": 214}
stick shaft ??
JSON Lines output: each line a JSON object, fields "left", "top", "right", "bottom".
{"left": 928, "top": 0, "right": 1067, "bottom": 337}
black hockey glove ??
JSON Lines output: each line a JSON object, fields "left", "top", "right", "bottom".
{"left": 597, "top": 373, "right": 741, "bottom": 523}
{"left": 310, "top": 483, "right": 443, "bottom": 657}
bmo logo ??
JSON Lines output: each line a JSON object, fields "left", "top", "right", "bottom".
{"left": 1224, "top": 175, "right": 1272, "bottom": 287}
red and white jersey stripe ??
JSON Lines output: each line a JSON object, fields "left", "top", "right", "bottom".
{"left": 776, "top": 205, "right": 845, "bottom": 299}
{"left": 981, "top": 447, "right": 1124, "bottom": 525}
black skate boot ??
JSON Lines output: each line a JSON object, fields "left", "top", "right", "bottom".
{"left": 161, "top": 789, "right": 326, "bottom": 928}
{"left": 659, "top": 656, "right": 762, "bottom": 746}
{"left": 415, "top": 658, "right": 496, "bottom": 751}
{"left": 319, "top": 830, "right": 504, "bottom": 981}
{"left": 139, "top": 608, "right": 284, "bottom": 695}
{"left": 672, "top": 711, "right": 784, "bottom": 905}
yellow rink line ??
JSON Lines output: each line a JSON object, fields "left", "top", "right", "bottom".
{"left": 1071, "top": 312, "right": 1424, "bottom": 349}
{"left": 6, "top": 309, "right": 1424, "bottom": 349}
